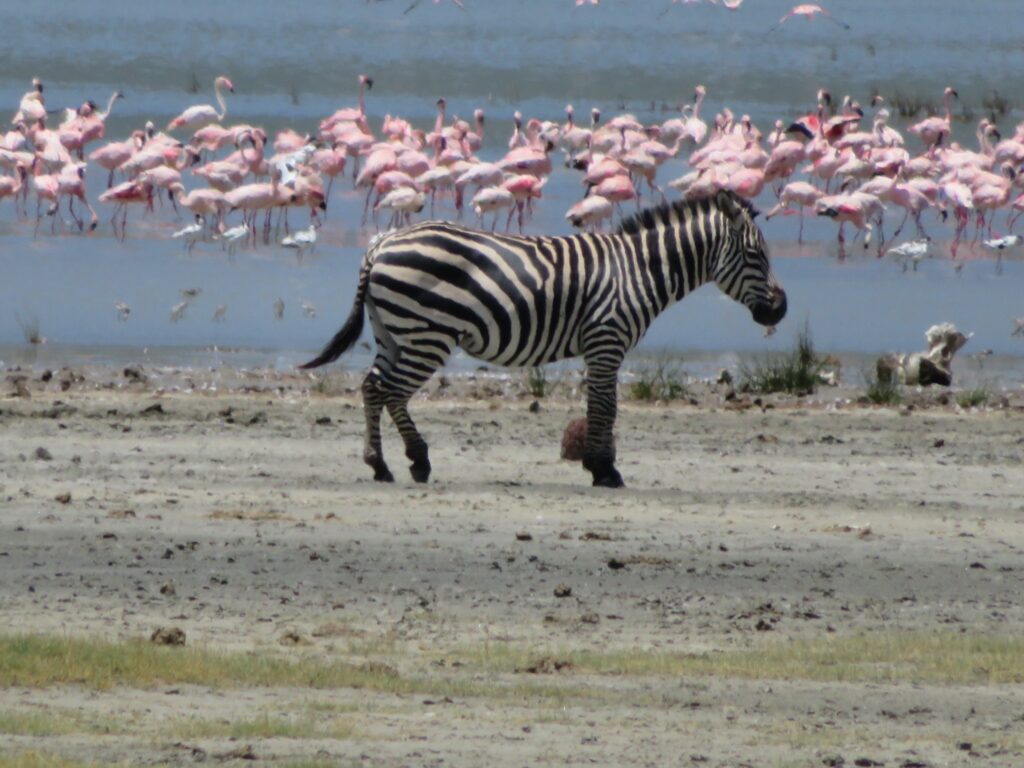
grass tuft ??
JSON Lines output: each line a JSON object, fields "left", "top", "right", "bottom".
{"left": 863, "top": 368, "right": 903, "bottom": 405}
{"left": 740, "top": 323, "right": 822, "bottom": 396}
{"left": 627, "top": 356, "right": 689, "bottom": 402}
{"left": 458, "top": 631, "right": 1024, "bottom": 685}
{"left": 955, "top": 387, "right": 990, "bottom": 409}
{"left": 526, "top": 365, "right": 549, "bottom": 398}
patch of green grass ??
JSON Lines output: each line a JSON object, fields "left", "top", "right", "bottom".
{"left": 864, "top": 368, "right": 903, "bottom": 405}
{"left": 627, "top": 356, "right": 689, "bottom": 402}
{"left": 740, "top": 323, "right": 822, "bottom": 396}
{"left": 170, "top": 712, "right": 357, "bottom": 741}
{"left": 455, "top": 632, "right": 1024, "bottom": 685}
{"left": 0, "top": 754, "right": 148, "bottom": 768}
{"left": 955, "top": 387, "right": 990, "bottom": 409}
{"left": 0, "top": 709, "right": 122, "bottom": 738}
{"left": 526, "top": 365, "right": 549, "bottom": 398}
{"left": 0, "top": 635, "right": 587, "bottom": 704}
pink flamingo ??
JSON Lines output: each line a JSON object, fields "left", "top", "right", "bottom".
{"left": 375, "top": 187, "right": 425, "bottom": 229}
{"left": 224, "top": 179, "right": 296, "bottom": 245}
{"left": 70, "top": 91, "right": 122, "bottom": 154}
{"left": 56, "top": 163, "right": 98, "bottom": 231}
{"left": 764, "top": 181, "right": 822, "bottom": 242}
{"left": 768, "top": 4, "right": 849, "bottom": 32}
{"left": 0, "top": 169, "right": 25, "bottom": 215}
{"left": 310, "top": 144, "right": 347, "bottom": 205}
{"left": 168, "top": 76, "right": 234, "bottom": 133}
{"left": 320, "top": 75, "right": 373, "bottom": 133}
{"left": 98, "top": 180, "right": 153, "bottom": 241}
{"left": 471, "top": 186, "right": 514, "bottom": 231}
{"left": 908, "top": 87, "right": 958, "bottom": 152}
{"left": 170, "top": 183, "right": 226, "bottom": 228}
{"left": 816, "top": 185, "right": 884, "bottom": 257}
{"left": 13, "top": 79, "right": 46, "bottom": 126}
{"left": 88, "top": 130, "right": 144, "bottom": 187}
{"left": 565, "top": 194, "right": 613, "bottom": 231}
{"left": 502, "top": 174, "right": 546, "bottom": 232}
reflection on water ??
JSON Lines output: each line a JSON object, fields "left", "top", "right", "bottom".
{"left": 3, "top": 0, "right": 1023, "bottom": 376}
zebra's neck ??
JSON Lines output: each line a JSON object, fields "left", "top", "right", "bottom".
{"left": 614, "top": 202, "right": 723, "bottom": 313}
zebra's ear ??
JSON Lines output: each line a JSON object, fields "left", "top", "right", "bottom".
{"left": 715, "top": 189, "right": 748, "bottom": 228}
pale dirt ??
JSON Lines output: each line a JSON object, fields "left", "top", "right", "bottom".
{"left": 1, "top": 366, "right": 1023, "bottom": 767}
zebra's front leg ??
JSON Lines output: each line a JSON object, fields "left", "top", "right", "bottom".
{"left": 582, "top": 361, "right": 624, "bottom": 488}
{"left": 361, "top": 374, "right": 394, "bottom": 482}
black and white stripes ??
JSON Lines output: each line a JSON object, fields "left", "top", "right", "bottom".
{"left": 302, "top": 189, "right": 786, "bottom": 487}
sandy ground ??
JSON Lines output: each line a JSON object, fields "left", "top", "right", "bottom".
{"left": 1, "top": 365, "right": 1024, "bottom": 767}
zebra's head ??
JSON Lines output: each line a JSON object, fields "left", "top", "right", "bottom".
{"left": 710, "top": 190, "right": 787, "bottom": 328}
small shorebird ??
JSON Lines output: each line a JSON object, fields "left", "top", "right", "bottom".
{"left": 982, "top": 234, "right": 1022, "bottom": 274}
{"left": 274, "top": 297, "right": 285, "bottom": 320}
{"left": 114, "top": 301, "right": 131, "bottom": 322}
{"left": 280, "top": 224, "right": 317, "bottom": 259}
{"left": 300, "top": 299, "right": 317, "bottom": 319}
{"left": 886, "top": 240, "right": 929, "bottom": 272}
{"left": 169, "top": 300, "right": 189, "bottom": 323}
{"left": 212, "top": 304, "right": 227, "bottom": 322}
{"left": 217, "top": 224, "right": 248, "bottom": 256}
{"left": 172, "top": 214, "right": 206, "bottom": 254}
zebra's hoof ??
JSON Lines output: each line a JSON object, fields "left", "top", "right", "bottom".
{"left": 409, "top": 462, "right": 431, "bottom": 483}
{"left": 373, "top": 466, "right": 395, "bottom": 482}
{"left": 592, "top": 469, "right": 624, "bottom": 488}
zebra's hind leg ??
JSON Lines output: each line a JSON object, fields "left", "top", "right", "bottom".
{"left": 384, "top": 391, "right": 432, "bottom": 483}
{"left": 361, "top": 372, "right": 394, "bottom": 482}
{"left": 582, "top": 349, "right": 625, "bottom": 488}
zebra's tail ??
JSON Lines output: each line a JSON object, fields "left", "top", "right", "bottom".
{"left": 299, "top": 233, "right": 393, "bottom": 370}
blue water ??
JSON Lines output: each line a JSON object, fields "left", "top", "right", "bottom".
{"left": 3, "top": 0, "right": 1023, "bottom": 375}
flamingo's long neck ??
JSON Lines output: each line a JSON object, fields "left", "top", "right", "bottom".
{"left": 943, "top": 91, "right": 952, "bottom": 124}
{"left": 434, "top": 103, "right": 445, "bottom": 135}
{"left": 215, "top": 81, "right": 228, "bottom": 121}
{"left": 100, "top": 91, "right": 119, "bottom": 122}
{"left": 693, "top": 90, "right": 704, "bottom": 120}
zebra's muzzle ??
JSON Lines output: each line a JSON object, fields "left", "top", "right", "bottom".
{"left": 751, "top": 287, "right": 787, "bottom": 327}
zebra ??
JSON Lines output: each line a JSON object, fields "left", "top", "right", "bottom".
{"left": 301, "top": 189, "right": 786, "bottom": 487}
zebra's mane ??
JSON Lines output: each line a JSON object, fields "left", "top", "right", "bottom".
{"left": 615, "top": 191, "right": 758, "bottom": 237}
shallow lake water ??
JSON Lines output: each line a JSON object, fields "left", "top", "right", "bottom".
{"left": 3, "top": 0, "right": 1023, "bottom": 382}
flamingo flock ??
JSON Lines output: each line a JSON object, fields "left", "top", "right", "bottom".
{"left": 3, "top": 73, "right": 1024, "bottom": 265}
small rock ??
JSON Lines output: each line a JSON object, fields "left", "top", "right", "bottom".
{"left": 140, "top": 403, "right": 164, "bottom": 415}
{"left": 123, "top": 366, "right": 147, "bottom": 382}
{"left": 607, "top": 557, "right": 626, "bottom": 570}
{"left": 150, "top": 627, "right": 186, "bottom": 646}
{"left": 933, "top": 438, "right": 945, "bottom": 448}
{"left": 528, "top": 400, "right": 541, "bottom": 413}
{"left": 553, "top": 583, "right": 572, "bottom": 598}
{"left": 279, "top": 630, "right": 311, "bottom": 646}
{"left": 34, "top": 447, "right": 53, "bottom": 461}
{"left": 515, "top": 531, "right": 533, "bottom": 541}
{"left": 160, "top": 582, "right": 176, "bottom": 596}
{"left": 54, "top": 492, "right": 71, "bottom": 504}
{"left": 315, "top": 416, "right": 332, "bottom": 425}
{"left": 579, "top": 612, "right": 600, "bottom": 624}
{"left": 561, "top": 417, "right": 588, "bottom": 461}
{"left": 10, "top": 376, "right": 30, "bottom": 398}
